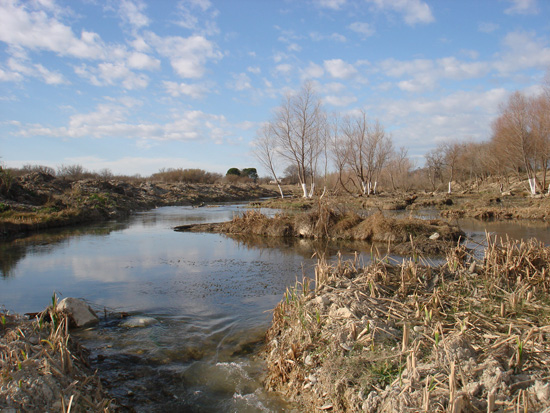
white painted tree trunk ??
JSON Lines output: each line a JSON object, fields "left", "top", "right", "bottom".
{"left": 301, "top": 183, "right": 308, "bottom": 198}
{"left": 448, "top": 181, "right": 452, "bottom": 194}
{"left": 320, "top": 186, "right": 327, "bottom": 199}
{"left": 361, "top": 181, "right": 367, "bottom": 194}
{"left": 308, "top": 182, "right": 315, "bottom": 198}
{"left": 373, "top": 181, "right": 378, "bottom": 195}
{"left": 528, "top": 177, "right": 536, "bottom": 195}
{"left": 276, "top": 183, "right": 284, "bottom": 199}
{"left": 367, "top": 182, "right": 372, "bottom": 195}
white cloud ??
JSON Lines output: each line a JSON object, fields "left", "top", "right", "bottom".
{"left": 478, "top": 22, "right": 499, "bottom": 33}
{"left": 300, "top": 62, "right": 324, "bottom": 80}
{"left": 148, "top": 33, "right": 222, "bottom": 78}
{"left": 0, "top": 1, "right": 106, "bottom": 59}
{"left": 370, "top": 88, "right": 509, "bottom": 153}
{"left": 247, "top": 66, "right": 261, "bottom": 74}
{"left": 75, "top": 62, "right": 149, "bottom": 89}
{"left": 127, "top": 51, "right": 161, "bottom": 70}
{"left": 287, "top": 43, "right": 302, "bottom": 52}
{"left": 6, "top": 53, "right": 68, "bottom": 84}
{"left": 323, "top": 95, "right": 357, "bottom": 107}
{"left": 275, "top": 63, "right": 293, "bottom": 75}
{"left": 366, "top": 0, "right": 434, "bottom": 26}
{"left": 228, "top": 72, "right": 252, "bottom": 91}
{"left": 118, "top": 0, "right": 150, "bottom": 30}
{"left": 163, "top": 81, "right": 209, "bottom": 98}
{"left": 324, "top": 59, "right": 358, "bottom": 79}
{"left": 15, "top": 99, "right": 234, "bottom": 144}
{"left": 348, "top": 22, "right": 375, "bottom": 38}
{"left": 312, "top": 0, "right": 347, "bottom": 10}
{"left": 176, "top": 0, "right": 219, "bottom": 36}
{"left": 494, "top": 31, "right": 550, "bottom": 74}
{"left": 504, "top": 0, "right": 538, "bottom": 15}
{"left": 0, "top": 67, "right": 23, "bottom": 82}
{"left": 309, "top": 32, "right": 347, "bottom": 42}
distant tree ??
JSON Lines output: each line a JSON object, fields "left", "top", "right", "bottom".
{"left": 241, "top": 168, "right": 258, "bottom": 182}
{"left": 57, "top": 164, "right": 87, "bottom": 180}
{"left": 226, "top": 168, "right": 241, "bottom": 176}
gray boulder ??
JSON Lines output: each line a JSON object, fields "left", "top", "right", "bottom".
{"left": 56, "top": 297, "right": 99, "bottom": 328}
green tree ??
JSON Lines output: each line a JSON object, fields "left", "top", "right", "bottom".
{"left": 226, "top": 168, "right": 241, "bottom": 176}
{"left": 241, "top": 168, "right": 258, "bottom": 181}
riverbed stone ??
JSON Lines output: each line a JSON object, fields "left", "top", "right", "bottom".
{"left": 120, "top": 316, "right": 158, "bottom": 328}
{"left": 56, "top": 297, "right": 99, "bottom": 328}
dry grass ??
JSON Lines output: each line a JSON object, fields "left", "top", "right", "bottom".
{"left": 263, "top": 234, "right": 550, "bottom": 412}
{"left": 1, "top": 296, "right": 117, "bottom": 412}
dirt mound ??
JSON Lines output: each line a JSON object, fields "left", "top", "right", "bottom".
{"left": 263, "top": 235, "right": 550, "bottom": 412}
{"left": 177, "top": 209, "right": 464, "bottom": 255}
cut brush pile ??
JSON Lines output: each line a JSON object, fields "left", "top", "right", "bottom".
{"left": 263, "top": 234, "right": 550, "bottom": 412}
{"left": 0, "top": 296, "right": 118, "bottom": 412}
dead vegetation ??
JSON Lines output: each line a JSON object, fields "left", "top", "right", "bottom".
{"left": 263, "top": 234, "right": 550, "bottom": 412}
{"left": 0, "top": 296, "right": 118, "bottom": 412}
{"left": 177, "top": 207, "right": 464, "bottom": 256}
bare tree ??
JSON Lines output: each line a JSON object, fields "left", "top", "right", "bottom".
{"left": 491, "top": 91, "right": 537, "bottom": 193}
{"left": 253, "top": 123, "right": 284, "bottom": 198}
{"left": 341, "top": 111, "right": 393, "bottom": 195}
{"left": 270, "top": 82, "right": 325, "bottom": 198}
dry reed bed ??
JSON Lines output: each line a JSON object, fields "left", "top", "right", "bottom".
{"left": 263, "top": 234, "right": 550, "bottom": 412}
{"left": 0, "top": 299, "right": 116, "bottom": 412}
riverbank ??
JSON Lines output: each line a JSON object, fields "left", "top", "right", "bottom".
{"left": 176, "top": 208, "right": 464, "bottom": 256}
{"left": 0, "top": 302, "right": 120, "bottom": 412}
{"left": 262, "top": 234, "right": 550, "bottom": 412}
{"left": 0, "top": 171, "right": 278, "bottom": 239}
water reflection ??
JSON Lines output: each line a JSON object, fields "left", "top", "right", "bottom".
{"left": 1, "top": 205, "right": 549, "bottom": 411}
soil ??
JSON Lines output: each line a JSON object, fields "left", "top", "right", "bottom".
{"left": 262, "top": 236, "right": 550, "bottom": 412}
{"left": 0, "top": 172, "right": 278, "bottom": 239}
{"left": 176, "top": 208, "right": 464, "bottom": 256}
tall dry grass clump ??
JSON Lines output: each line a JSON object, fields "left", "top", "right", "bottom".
{"left": 1, "top": 295, "right": 116, "bottom": 411}
{"left": 263, "top": 234, "right": 550, "bottom": 412}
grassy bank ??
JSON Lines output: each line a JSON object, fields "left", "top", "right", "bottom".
{"left": 263, "top": 234, "right": 550, "bottom": 412}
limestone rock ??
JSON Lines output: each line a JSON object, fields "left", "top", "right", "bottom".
{"left": 56, "top": 297, "right": 99, "bottom": 328}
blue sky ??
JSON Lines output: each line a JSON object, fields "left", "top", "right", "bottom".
{"left": 1, "top": 0, "right": 549, "bottom": 177}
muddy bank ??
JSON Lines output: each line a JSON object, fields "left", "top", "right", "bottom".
{"left": 263, "top": 236, "right": 550, "bottom": 412}
{"left": 0, "top": 304, "right": 121, "bottom": 412}
{"left": 176, "top": 209, "right": 464, "bottom": 256}
{"left": 255, "top": 184, "right": 550, "bottom": 222}
{"left": 0, "top": 171, "right": 277, "bottom": 239}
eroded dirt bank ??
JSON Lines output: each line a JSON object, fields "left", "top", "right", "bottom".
{"left": 262, "top": 236, "right": 550, "bottom": 412}
{"left": 176, "top": 208, "right": 464, "bottom": 256}
{"left": 0, "top": 171, "right": 277, "bottom": 239}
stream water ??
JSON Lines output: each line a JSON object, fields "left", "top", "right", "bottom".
{"left": 1, "top": 204, "right": 549, "bottom": 412}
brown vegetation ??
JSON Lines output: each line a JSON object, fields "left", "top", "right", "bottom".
{"left": 1, "top": 297, "right": 117, "bottom": 411}
{"left": 176, "top": 208, "right": 464, "bottom": 256}
{"left": 0, "top": 171, "right": 278, "bottom": 239}
{"left": 263, "top": 235, "right": 550, "bottom": 412}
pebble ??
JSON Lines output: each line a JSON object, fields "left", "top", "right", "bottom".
{"left": 413, "top": 326, "right": 424, "bottom": 333}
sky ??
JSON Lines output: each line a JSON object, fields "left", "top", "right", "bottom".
{"left": 1, "top": 0, "right": 550, "bottom": 177}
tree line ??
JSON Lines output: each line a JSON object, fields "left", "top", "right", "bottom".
{"left": 254, "top": 76, "right": 550, "bottom": 198}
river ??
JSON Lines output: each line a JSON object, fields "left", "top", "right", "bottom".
{"left": 1, "top": 204, "right": 549, "bottom": 412}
